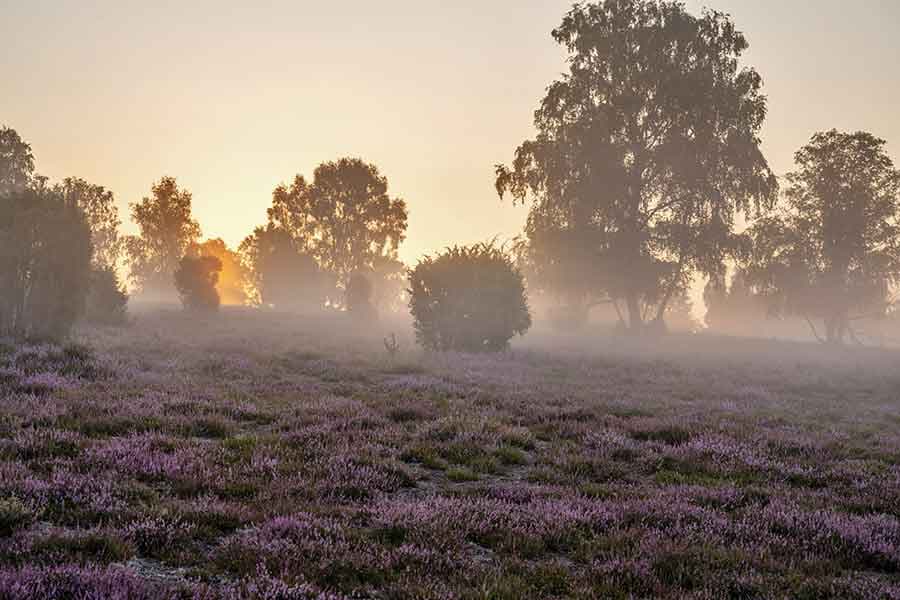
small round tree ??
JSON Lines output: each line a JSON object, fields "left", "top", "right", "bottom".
{"left": 409, "top": 243, "right": 531, "bottom": 352}
{"left": 174, "top": 255, "right": 222, "bottom": 312}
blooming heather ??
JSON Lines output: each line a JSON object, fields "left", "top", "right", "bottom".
{"left": 1, "top": 312, "right": 900, "bottom": 598}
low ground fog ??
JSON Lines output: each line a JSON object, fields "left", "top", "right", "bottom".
{"left": 1, "top": 306, "right": 899, "bottom": 598}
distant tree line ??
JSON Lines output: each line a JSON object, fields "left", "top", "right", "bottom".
{"left": 0, "top": 127, "right": 127, "bottom": 340}
{"left": 496, "top": 0, "right": 900, "bottom": 345}
{"left": 4, "top": 0, "right": 900, "bottom": 349}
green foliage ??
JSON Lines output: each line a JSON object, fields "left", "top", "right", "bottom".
{"left": 0, "top": 126, "right": 35, "bottom": 196}
{"left": 743, "top": 130, "right": 900, "bottom": 344}
{"left": 265, "top": 158, "right": 408, "bottom": 288}
{"left": 84, "top": 267, "right": 129, "bottom": 325}
{"left": 495, "top": 446, "right": 528, "bottom": 466}
{"left": 409, "top": 243, "right": 531, "bottom": 352}
{"left": 188, "top": 238, "right": 251, "bottom": 306}
{"left": 30, "top": 530, "right": 133, "bottom": 564}
{"left": 125, "top": 177, "right": 201, "bottom": 297}
{"left": 174, "top": 255, "right": 222, "bottom": 312}
{"left": 0, "top": 186, "right": 93, "bottom": 340}
{"left": 496, "top": 0, "right": 776, "bottom": 331}
{"left": 446, "top": 466, "right": 479, "bottom": 482}
{"left": 56, "top": 177, "right": 123, "bottom": 270}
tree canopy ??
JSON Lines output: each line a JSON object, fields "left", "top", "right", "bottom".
{"left": 742, "top": 130, "right": 900, "bottom": 344}
{"left": 267, "top": 158, "right": 408, "bottom": 288}
{"left": 57, "top": 177, "right": 123, "bottom": 270}
{"left": 239, "top": 223, "right": 333, "bottom": 310}
{"left": 0, "top": 126, "right": 35, "bottom": 197}
{"left": 188, "top": 238, "right": 250, "bottom": 306}
{"left": 496, "top": 0, "right": 776, "bottom": 332}
{"left": 174, "top": 255, "right": 222, "bottom": 312}
{"left": 125, "top": 177, "right": 201, "bottom": 296}
{"left": 0, "top": 184, "right": 93, "bottom": 339}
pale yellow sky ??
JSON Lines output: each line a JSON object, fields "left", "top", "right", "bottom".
{"left": 3, "top": 1, "right": 899, "bottom": 267}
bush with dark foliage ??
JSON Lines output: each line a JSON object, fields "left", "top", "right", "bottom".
{"left": 174, "top": 255, "right": 222, "bottom": 312}
{"left": 409, "top": 242, "right": 531, "bottom": 352}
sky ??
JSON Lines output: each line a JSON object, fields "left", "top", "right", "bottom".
{"left": 3, "top": 0, "right": 900, "bottom": 268}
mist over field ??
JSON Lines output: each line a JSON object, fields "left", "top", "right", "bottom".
{"left": 3, "top": 0, "right": 900, "bottom": 598}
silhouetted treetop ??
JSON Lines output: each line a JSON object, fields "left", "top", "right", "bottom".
{"left": 174, "top": 255, "right": 222, "bottom": 312}
{"left": 496, "top": 0, "right": 776, "bottom": 333}
{"left": 0, "top": 186, "right": 93, "bottom": 339}
{"left": 267, "top": 158, "right": 408, "bottom": 287}
{"left": 742, "top": 130, "right": 900, "bottom": 344}
{"left": 0, "top": 126, "right": 35, "bottom": 196}
{"left": 187, "top": 238, "right": 251, "bottom": 306}
{"left": 125, "top": 177, "right": 201, "bottom": 296}
{"left": 57, "top": 177, "right": 123, "bottom": 270}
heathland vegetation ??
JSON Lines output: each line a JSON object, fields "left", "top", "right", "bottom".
{"left": 2, "top": 1, "right": 900, "bottom": 597}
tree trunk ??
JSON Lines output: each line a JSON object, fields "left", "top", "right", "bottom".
{"left": 824, "top": 314, "right": 848, "bottom": 345}
{"left": 626, "top": 292, "right": 643, "bottom": 333}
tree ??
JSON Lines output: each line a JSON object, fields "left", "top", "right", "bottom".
{"left": 409, "top": 242, "right": 532, "bottom": 352}
{"left": 239, "top": 224, "right": 333, "bottom": 310}
{"left": 0, "top": 185, "right": 93, "bottom": 339}
{"left": 267, "top": 158, "right": 408, "bottom": 291}
{"left": 512, "top": 213, "right": 615, "bottom": 329}
{"left": 56, "top": 177, "right": 123, "bottom": 270}
{"left": 742, "top": 131, "right": 900, "bottom": 344}
{"left": 0, "top": 126, "right": 35, "bottom": 197}
{"left": 84, "top": 267, "right": 129, "bottom": 325}
{"left": 345, "top": 270, "right": 376, "bottom": 320}
{"left": 702, "top": 268, "right": 771, "bottom": 336}
{"left": 125, "top": 177, "right": 201, "bottom": 297}
{"left": 662, "top": 290, "right": 701, "bottom": 333}
{"left": 369, "top": 256, "right": 408, "bottom": 314}
{"left": 496, "top": 0, "right": 776, "bottom": 333}
{"left": 174, "top": 255, "right": 222, "bottom": 312}
{"left": 187, "top": 238, "right": 250, "bottom": 305}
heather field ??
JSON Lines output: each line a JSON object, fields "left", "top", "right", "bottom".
{"left": 1, "top": 308, "right": 900, "bottom": 599}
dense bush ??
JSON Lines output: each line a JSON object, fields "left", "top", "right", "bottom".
{"left": 0, "top": 187, "right": 93, "bottom": 340}
{"left": 84, "top": 267, "right": 129, "bottom": 325}
{"left": 409, "top": 243, "right": 531, "bottom": 351}
{"left": 174, "top": 255, "right": 222, "bottom": 312}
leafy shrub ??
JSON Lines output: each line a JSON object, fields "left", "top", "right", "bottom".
{"left": 84, "top": 267, "right": 128, "bottom": 325}
{"left": 0, "top": 187, "right": 93, "bottom": 340}
{"left": 174, "top": 255, "right": 222, "bottom": 312}
{"left": 408, "top": 242, "right": 531, "bottom": 351}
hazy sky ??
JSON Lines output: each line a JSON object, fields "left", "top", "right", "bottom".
{"left": 3, "top": 1, "right": 899, "bottom": 266}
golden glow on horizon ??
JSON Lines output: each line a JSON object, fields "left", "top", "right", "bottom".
{"left": 3, "top": 0, "right": 898, "bottom": 270}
